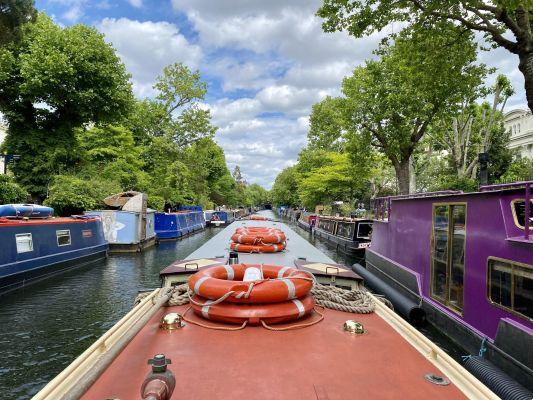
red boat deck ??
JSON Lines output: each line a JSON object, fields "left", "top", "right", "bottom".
{"left": 82, "top": 304, "right": 467, "bottom": 400}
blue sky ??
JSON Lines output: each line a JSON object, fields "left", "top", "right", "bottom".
{"left": 35, "top": 0, "right": 526, "bottom": 188}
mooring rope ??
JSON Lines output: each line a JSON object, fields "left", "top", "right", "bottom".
{"left": 311, "top": 282, "right": 376, "bottom": 314}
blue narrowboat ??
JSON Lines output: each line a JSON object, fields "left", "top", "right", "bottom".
{"left": 85, "top": 210, "right": 156, "bottom": 253}
{"left": 0, "top": 213, "right": 108, "bottom": 294}
{"left": 206, "top": 210, "right": 235, "bottom": 227}
{"left": 155, "top": 211, "right": 206, "bottom": 241}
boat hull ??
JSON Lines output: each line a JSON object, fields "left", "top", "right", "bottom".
{"left": 365, "top": 249, "right": 533, "bottom": 389}
{"left": 313, "top": 227, "right": 368, "bottom": 256}
{"left": 0, "top": 218, "right": 108, "bottom": 295}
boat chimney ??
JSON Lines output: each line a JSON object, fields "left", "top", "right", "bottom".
{"left": 228, "top": 251, "right": 239, "bottom": 265}
{"left": 478, "top": 152, "right": 489, "bottom": 186}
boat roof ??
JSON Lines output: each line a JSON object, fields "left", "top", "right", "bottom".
{"left": 81, "top": 303, "right": 469, "bottom": 400}
{"left": 0, "top": 216, "right": 99, "bottom": 226}
{"left": 187, "top": 213, "right": 334, "bottom": 265}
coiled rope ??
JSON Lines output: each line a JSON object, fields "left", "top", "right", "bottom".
{"left": 311, "top": 283, "right": 376, "bottom": 314}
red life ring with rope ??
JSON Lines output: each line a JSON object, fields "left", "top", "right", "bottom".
{"left": 230, "top": 230, "right": 286, "bottom": 244}
{"left": 187, "top": 263, "right": 313, "bottom": 303}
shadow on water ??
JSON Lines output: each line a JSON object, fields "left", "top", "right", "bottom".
{"left": 0, "top": 228, "right": 220, "bottom": 400}
{"left": 281, "top": 216, "right": 467, "bottom": 363}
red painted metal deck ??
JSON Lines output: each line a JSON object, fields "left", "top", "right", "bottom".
{"left": 82, "top": 304, "right": 467, "bottom": 399}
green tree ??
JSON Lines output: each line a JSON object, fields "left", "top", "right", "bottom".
{"left": 498, "top": 157, "right": 533, "bottom": 183}
{"left": 0, "top": 14, "right": 133, "bottom": 198}
{"left": 0, "top": 0, "right": 36, "bottom": 46}
{"left": 298, "top": 152, "right": 364, "bottom": 209}
{"left": 341, "top": 22, "right": 487, "bottom": 193}
{"left": 308, "top": 96, "right": 347, "bottom": 151}
{"left": 317, "top": 0, "right": 533, "bottom": 114}
{"left": 0, "top": 174, "right": 28, "bottom": 203}
{"left": 271, "top": 166, "right": 299, "bottom": 207}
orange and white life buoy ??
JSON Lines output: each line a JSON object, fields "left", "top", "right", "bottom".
{"left": 249, "top": 215, "right": 269, "bottom": 221}
{"left": 230, "top": 241, "right": 286, "bottom": 253}
{"left": 190, "top": 294, "right": 315, "bottom": 325}
{"left": 188, "top": 263, "right": 313, "bottom": 303}
{"left": 230, "top": 230, "right": 286, "bottom": 244}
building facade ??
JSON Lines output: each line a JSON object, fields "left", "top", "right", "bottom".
{"left": 503, "top": 109, "right": 533, "bottom": 158}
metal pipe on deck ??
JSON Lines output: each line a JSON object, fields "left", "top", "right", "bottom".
{"left": 352, "top": 263, "right": 426, "bottom": 326}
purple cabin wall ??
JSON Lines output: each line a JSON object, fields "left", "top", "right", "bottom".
{"left": 370, "top": 190, "right": 532, "bottom": 340}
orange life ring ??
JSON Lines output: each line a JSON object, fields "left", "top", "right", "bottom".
{"left": 230, "top": 231, "right": 286, "bottom": 244}
{"left": 188, "top": 263, "right": 312, "bottom": 303}
{"left": 230, "top": 241, "right": 286, "bottom": 253}
{"left": 190, "top": 294, "right": 315, "bottom": 325}
{"left": 249, "top": 215, "right": 269, "bottom": 221}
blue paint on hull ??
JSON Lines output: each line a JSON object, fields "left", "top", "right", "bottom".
{"left": 0, "top": 219, "right": 108, "bottom": 294}
{"left": 155, "top": 211, "right": 206, "bottom": 240}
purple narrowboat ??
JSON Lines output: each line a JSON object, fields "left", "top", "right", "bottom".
{"left": 363, "top": 182, "right": 532, "bottom": 391}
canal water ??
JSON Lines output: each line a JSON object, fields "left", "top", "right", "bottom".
{"left": 0, "top": 215, "right": 465, "bottom": 399}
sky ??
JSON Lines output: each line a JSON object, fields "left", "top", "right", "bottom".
{"left": 35, "top": 0, "right": 527, "bottom": 189}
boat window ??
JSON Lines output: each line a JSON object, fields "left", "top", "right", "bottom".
{"left": 488, "top": 258, "right": 532, "bottom": 320}
{"left": 430, "top": 204, "right": 466, "bottom": 313}
{"left": 56, "top": 230, "right": 71, "bottom": 246}
{"left": 318, "top": 219, "right": 335, "bottom": 234}
{"left": 336, "top": 222, "right": 354, "bottom": 239}
{"left": 15, "top": 233, "right": 33, "bottom": 253}
{"left": 357, "top": 222, "right": 373, "bottom": 239}
{"left": 511, "top": 199, "right": 533, "bottom": 229}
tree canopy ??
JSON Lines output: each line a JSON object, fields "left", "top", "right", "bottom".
{"left": 317, "top": 0, "right": 533, "bottom": 113}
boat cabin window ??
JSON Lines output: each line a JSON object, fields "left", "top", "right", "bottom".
{"left": 511, "top": 199, "right": 533, "bottom": 229}
{"left": 56, "top": 230, "right": 71, "bottom": 246}
{"left": 16, "top": 233, "right": 33, "bottom": 253}
{"left": 357, "top": 222, "right": 372, "bottom": 239}
{"left": 488, "top": 258, "right": 532, "bottom": 320}
{"left": 318, "top": 219, "right": 335, "bottom": 234}
{"left": 431, "top": 204, "right": 466, "bottom": 313}
{"left": 336, "top": 222, "right": 354, "bottom": 239}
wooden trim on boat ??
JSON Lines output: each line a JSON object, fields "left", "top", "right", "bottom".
{"left": 371, "top": 293, "right": 499, "bottom": 400}
{"left": 33, "top": 288, "right": 162, "bottom": 400}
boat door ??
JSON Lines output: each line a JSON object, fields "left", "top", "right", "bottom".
{"left": 430, "top": 203, "right": 467, "bottom": 314}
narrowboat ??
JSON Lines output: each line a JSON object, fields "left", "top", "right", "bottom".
{"left": 297, "top": 211, "right": 317, "bottom": 231}
{"left": 155, "top": 210, "right": 206, "bottom": 241}
{"left": 0, "top": 212, "right": 107, "bottom": 295}
{"left": 313, "top": 215, "right": 373, "bottom": 255}
{"left": 34, "top": 211, "right": 500, "bottom": 400}
{"left": 206, "top": 209, "right": 234, "bottom": 227}
{"left": 86, "top": 192, "right": 156, "bottom": 252}
{"left": 367, "top": 182, "right": 533, "bottom": 391}
{"left": 85, "top": 209, "right": 156, "bottom": 252}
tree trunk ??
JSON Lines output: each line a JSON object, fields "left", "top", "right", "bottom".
{"left": 519, "top": 51, "right": 533, "bottom": 113}
{"left": 395, "top": 159, "right": 411, "bottom": 195}
{"left": 409, "top": 155, "right": 416, "bottom": 193}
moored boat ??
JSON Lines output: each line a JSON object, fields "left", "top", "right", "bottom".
{"left": 0, "top": 212, "right": 107, "bottom": 295}
{"left": 297, "top": 211, "right": 317, "bottom": 231}
{"left": 367, "top": 182, "right": 533, "bottom": 392}
{"left": 155, "top": 210, "right": 205, "bottom": 241}
{"left": 313, "top": 215, "right": 373, "bottom": 255}
{"left": 205, "top": 209, "right": 234, "bottom": 227}
{"left": 86, "top": 192, "right": 156, "bottom": 252}
{"left": 34, "top": 211, "right": 500, "bottom": 400}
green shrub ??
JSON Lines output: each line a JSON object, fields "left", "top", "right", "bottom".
{"left": 0, "top": 175, "right": 28, "bottom": 204}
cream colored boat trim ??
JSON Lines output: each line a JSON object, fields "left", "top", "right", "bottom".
{"left": 371, "top": 293, "right": 499, "bottom": 400}
{"left": 32, "top": 288, "right": 161, "bottom": 400}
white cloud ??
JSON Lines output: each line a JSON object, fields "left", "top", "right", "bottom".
{"left": 128, "top": 0, "right": 143, "bottom": 8}
{"left": 97, "top": 18, "right": 203, "bottom": 98}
